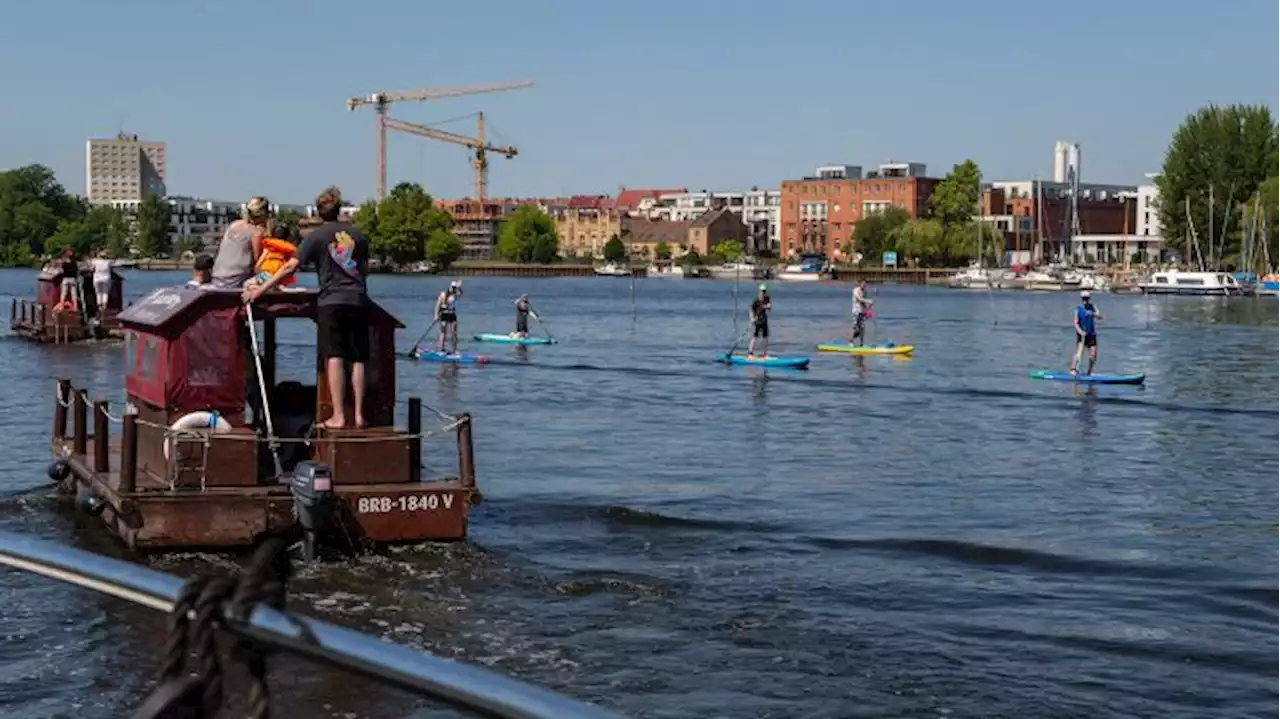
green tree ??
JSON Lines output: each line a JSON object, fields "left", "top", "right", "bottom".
{"left": 495, "top": 204, "right": 558, "bottom": 262}
{"left": 654, "top": 241, "right": 672, "bottom": 260}
{"left": 852, "top": 205, "right": 910, "bottom": 261}
{"left": 133, "top": 194, "right": 170, "bottom": 258}
{"left": 680, "top": 248, "right": 703, "bottom": 266}
{"left": 892, "top": 218, "right": 945, "bottom": 266}
{"left": 425, "top": 229, "right": 464, "bottom": 270}
{"left": 1157, "top": 104, "right": 1279, "bottom": 269}
{"left": 0, "top": 164, "right": 85, "bottom": 263}
{"left": 940, "top": 220, "right": 1004, "bottom": 267}
{"left": 275, "top": 208, "right": 303, "bottom": 237}
{"left": 366, "top": 183, "right": 453, "bottom": 266}
{"left": 930, "top": 159, "right": 982, "bottom": 229}
{"left": 602, "top": 233, "right": 627, "bottom": 262}
{"left": 710, "top": 239, "right": 743, "bottom": 263}
{"left": 352, "top": 200, "right": 379, "bottom": 240}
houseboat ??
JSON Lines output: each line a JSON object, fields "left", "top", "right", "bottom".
{"left": 11, "top": 266, "right": 125, "bottom": 343}
{"left": 1139, "top": 270, "right": 1244, "bottom": 296}
{"left": 46, "top": 285, "right": 478, "bottom": 557}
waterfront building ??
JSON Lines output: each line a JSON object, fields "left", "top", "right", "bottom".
{"left": 779, "top": 161, "right": 939, "bottom": 261}
{"left": 86, "top": 132, "right": 166, "bottom": 204}
{"left": 553, "top": 195, "right": 621, "bottom": 258}
{"left": 641, "top": 188, "right": 781, "bottom": 255}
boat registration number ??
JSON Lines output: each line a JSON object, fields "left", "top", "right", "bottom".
{"left": 355, "top": 494, "right": 454, "bottom": 514}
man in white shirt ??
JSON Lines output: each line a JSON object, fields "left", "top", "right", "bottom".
{"left": 850, "top": 280, "right": 873, "bottom": 345}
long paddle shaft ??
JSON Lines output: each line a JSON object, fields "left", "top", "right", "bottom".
{"left": 529, "top": 307, "right": 554, "bottom": 341}
{"left": 407, "top": 318, "right": 440, "bottom": 356}
{"left": 244, "top": 303, "right": 284, "bottom": 478}
{"left": 726, "top": 325, "right": 751, "bottom": 358}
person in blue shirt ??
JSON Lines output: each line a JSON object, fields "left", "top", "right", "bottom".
{"left": 1070, "top": 289, "right": 1103, "bottom": 375}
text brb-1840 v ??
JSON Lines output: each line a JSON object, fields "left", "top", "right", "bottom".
{"left": 356, "top": 493, "right": 456, "bottom": 514}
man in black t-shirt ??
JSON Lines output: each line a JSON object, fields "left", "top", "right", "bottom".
{"left": 747, "top": 284, "right": 771, "bottom": 357}
{"left": 244, "top": 186, "right": 371, "bottom": 429}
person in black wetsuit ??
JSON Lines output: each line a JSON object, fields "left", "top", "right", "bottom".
{"left": 747, "top": 284, "right": 771, "bottom": 357}
{"left": 514, "top": 294, "right": 535, "bottom": 338}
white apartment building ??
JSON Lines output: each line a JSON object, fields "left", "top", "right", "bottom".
{"left": 1135, "top": 173, "right": 1161, "bottom": 239}
{"left": 86, "top": 132, "right": 167, "bottom": 204}
{"left": 106, "top": 196, "right": 316, "bottom": 254}
{"left": 643, "top": 188, "right": 781, "bottom": 253}
{"left": 991, "top": 179, "right": 1135, "bottom": 202}
{"left": 1053, "top": 141, "right": 1081, "bottom": 184}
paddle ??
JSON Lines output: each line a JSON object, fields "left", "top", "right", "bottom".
{"left": 724, "top": 325, "right": 751, "bottom": 360}
{"left": 528, "top": 303, "right": 554, "bottom": 341}
{"left": 406, "top": 318, "right": 440, "bottom": 357}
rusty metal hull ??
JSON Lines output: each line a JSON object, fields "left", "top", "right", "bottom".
{"left": 52, "top": 437, "right": 471, "bottom": 550}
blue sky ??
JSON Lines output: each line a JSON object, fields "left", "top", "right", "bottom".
{"left": 1, "top": 0, "right": 1275, "bottom": 205}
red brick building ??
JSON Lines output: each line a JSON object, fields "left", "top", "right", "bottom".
{"left": 779, "top": 163, "right": 940, "bottom": 261}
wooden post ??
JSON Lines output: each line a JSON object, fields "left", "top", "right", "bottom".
{"left": 407, "top": 397, "right": 422, "bottom": 483}
{"left": 54, "top": 379, "right": 70, "bottom": 439}
{"left": 10, "top": 298, "right": 15, "bottom": 323}
{"left": 73, "top": 389, "right": 88, "bottom": 456}
{"left": 119, "top": 414, "right": 137, "bottom": 493}
{"left": 456, "top": 412, "right": 475, "bottom": 489}
{"left": 93, "top": 401, "right": 110, "bottom": 473}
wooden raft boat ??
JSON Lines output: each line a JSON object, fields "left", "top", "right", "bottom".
{"left": 11, "top": 267, "right": 125, "bottom": 343}
{"left": 47, "top": 285, "right": 478, "bottom": 555}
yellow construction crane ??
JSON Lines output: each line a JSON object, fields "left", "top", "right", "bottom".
{"left": 345, "top": 80, "right": 533, "bottom": 201}
{"left": 383, "top": 113, "right": 516, "bottom": 206}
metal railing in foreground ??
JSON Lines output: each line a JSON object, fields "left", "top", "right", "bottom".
{"left": 0, "top": 530, "right": 619, "bottom": 719}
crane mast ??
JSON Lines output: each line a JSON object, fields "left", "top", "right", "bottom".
{"left": 345, "top": 80, "right": 532, "bottom": 201}
{"left": 382, "top": 114, "right": 517, "bottom": 205}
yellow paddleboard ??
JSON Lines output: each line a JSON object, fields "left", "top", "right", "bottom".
{"left": 816, "top": 344, "right": 914, "bottom": 355}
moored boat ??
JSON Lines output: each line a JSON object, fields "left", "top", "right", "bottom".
{"left": 593, "top": 262, "right": 632, "bottom": 277}
{"left": 1139, "top": 270, "right": 1244, "bottom": 296}
{"left": 47, "top": 285, "right": 479, "bottom": 555}
{"left": 11, "top": 266, "right": 125, "bottom": 343}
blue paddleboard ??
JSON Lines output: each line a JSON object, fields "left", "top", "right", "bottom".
{"left": 720, "top": 353, "right": 810, "bottom": 369}
{"left": 414, "top": 349, "right": 490, "bottom": 364}
{"left": 473, "top": 333, "right": 557, "bottom": 345}
{"left": 1030, "top": 370, "right": 1144, "bottom": 385}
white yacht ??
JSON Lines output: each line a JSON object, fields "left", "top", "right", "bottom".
{"left": 1139, "top": 270, "right": 1243, "bottom": 296}
{"left": 593, "top": 262, "right": 632, "bottom": 277}
{"left": 948, "top": 263, "right": 1004, "bottom": 290}
{"left": 646, "top": 263, "right": 684, "bottom": 278}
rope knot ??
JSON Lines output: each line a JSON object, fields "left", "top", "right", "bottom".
{"left": 131, "top": 538, "right": 292, "bottom": 719}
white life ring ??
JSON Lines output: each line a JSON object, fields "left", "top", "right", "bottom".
{"left": 164, "top": 411, "right": 233, "bottom": 461}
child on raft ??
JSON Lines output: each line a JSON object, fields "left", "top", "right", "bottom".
{"left": 245, "top": 223, "right": 298, "bottom": 289}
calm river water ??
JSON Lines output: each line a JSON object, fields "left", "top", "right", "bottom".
{"left": 0, "top": 268, "right": 1275, "bottom": 718}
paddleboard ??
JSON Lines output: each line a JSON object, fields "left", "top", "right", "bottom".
{"left": 816, "top": 343, "right": 914, "bottom": 355}
{"left": 720, "top": 354, "right": 810, "bottom": 369}
{"left": 1029, "top": 370, "right": 1144, "bottom": 385}
{"left": 473, "top": 333, "right": 557, "bottom": 345}
{"left": 414, "top": 349, "right": 490, "bottom": 364}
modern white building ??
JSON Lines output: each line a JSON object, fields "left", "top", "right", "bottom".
{"left": 105, "top": 196, "right": 317, "bottom": 254}
{"left": 643, "top": 188, "right": 781, "bottom": 254}
{"left": 1053, "top": 141, "right": 1081, "bottom": 184}
{"left": 991, "top": 179, "right": 1135, "bottom": 202}
{"left": 1070, "top": 234, "right": 1165, "bottom": 265}
{"left": 1135, "top": 173, "right": 1161, "bottom": 239}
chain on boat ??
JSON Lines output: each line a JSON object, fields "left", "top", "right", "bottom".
{"left": 0, "top": 530, "right": 618, "bottom": 719}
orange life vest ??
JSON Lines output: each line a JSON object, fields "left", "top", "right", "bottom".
{"left": 258, "top": 238, "right": 297, "bottom": 285}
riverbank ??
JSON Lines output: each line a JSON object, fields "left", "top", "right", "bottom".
{"left": 118, "top": 259, "right": 962, "bottom": 283}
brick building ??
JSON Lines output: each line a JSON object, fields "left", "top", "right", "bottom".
{"left": 622, "top": 208, "right": 745, "bottom": 259}
{"left": 779, "top": 162, "right": 940, "bottom": 261}
{"left": 980, "top": 185, "right": 1137, "bottom": 264}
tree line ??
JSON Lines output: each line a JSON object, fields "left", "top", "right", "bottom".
{"left": 1155, "top": 103, "right": 1278, "bottom": 272}
{"left": 0, "top": 164, "right": 171, "bottom": 266}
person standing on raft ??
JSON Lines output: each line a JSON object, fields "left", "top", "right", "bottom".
{"left": 747, "top": 284, "right": 771, "bottom": 357}
{"left": 244, "top": 186, "right": 371, "bottom": 430}
{"left": 1070, "top": 289, "right": 1102, "bottom": 376}
{"left": 435, "top": 281, "right": 462, "bottom": 354}
{"left": 850, "top": 280, "right": 874, "bottom": 346}
{"left": 514, "top": 294, "right": 536, "bottom": 338}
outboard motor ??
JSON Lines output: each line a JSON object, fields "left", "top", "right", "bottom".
{"left": 291, "top": 461, "right": 335, "bottom": 561}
